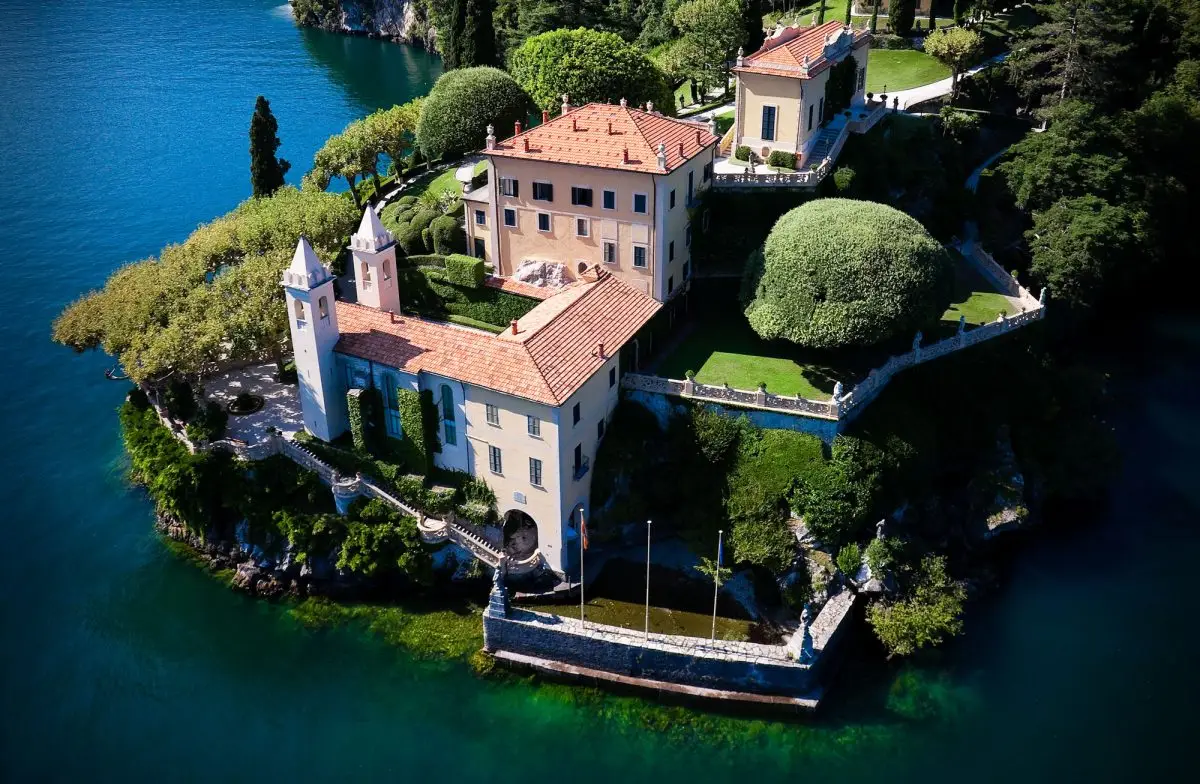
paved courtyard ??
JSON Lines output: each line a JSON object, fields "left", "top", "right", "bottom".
{"left": 202, "top": 363, "right": 302, "bottom": 445}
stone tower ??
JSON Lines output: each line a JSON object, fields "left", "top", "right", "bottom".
{"left": 282, "top": 236, "right": 346, "bottom": 442}
{"left": 349, "top": 206, "right": 400, "bottom": 313}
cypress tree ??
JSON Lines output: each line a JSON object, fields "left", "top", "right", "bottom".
{"left": 742, "top": 0, "right": 765, "bottom": 54}
{"left": 928, "top": 0, "right": 936, "bottom": 31}
{"left": 818, "top": 1, "right": 826, "bottom": 25}
{"left": 844, "top": 1, "right": 852, "bottom": 25}
{"left": 890, "top": 0, "right": 916, "bottom": 35}
{"left": 445, "top": 0, "right": 497, "bottom": 69}
{"left": 248, "top": 96, "right": 289, "bottom": 198}
{"left": 870, "top": 0, "right": 880, "bottom": 33}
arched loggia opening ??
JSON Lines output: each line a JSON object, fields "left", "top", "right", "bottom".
{"left": 502, "top": 509, "right": 539, "bottom": 560}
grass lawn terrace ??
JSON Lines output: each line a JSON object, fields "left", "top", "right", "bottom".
{"left": 520, "top": 597, "right": 754, "bottom": 642}
{"left": 866, "top": 50, "right": 951, "bottom": 94}
{"left": 939, "top": 253, "right": 1025, "bottom": 330}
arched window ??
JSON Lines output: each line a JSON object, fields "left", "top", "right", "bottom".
{"left": 382, "top": 259, "right": 392, "bottom": 281}
{"left": 317, "top": 296, "right": 329, "bottom": 321}
{"left": 361, "top": 261, "right": 372, "bottom": 288}
{"left": 440, "top": 384, "right": 457, "bottom": 446}
{"left": 293, "top": 299, "right": 305, "bottom": 323}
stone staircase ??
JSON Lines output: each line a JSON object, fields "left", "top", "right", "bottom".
{"left": 804, "top": 123, "right": 844, "bottom": 166}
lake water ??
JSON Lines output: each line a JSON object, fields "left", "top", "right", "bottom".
{"left": 1, "top": 1, "right": 1197, "bottom": 780}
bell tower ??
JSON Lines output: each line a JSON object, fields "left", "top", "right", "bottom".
{"left": 350, "top": 206, "right": 400, "bottom": 313}
{"left": 282, "top": 236, "right": 347, "bottom": 442}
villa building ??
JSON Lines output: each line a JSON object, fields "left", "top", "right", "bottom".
{"left": 463, "top": 100, "right": 719, "bottom": 303}
{"left": 284, "top": 208, "right": 660, "bottom": 575}
{"left": 726, "top": 20, "right": 872, "bottom": 171}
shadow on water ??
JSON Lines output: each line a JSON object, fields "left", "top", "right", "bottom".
{"left": 297, "top": 26, "right": 441, "bottom": 114}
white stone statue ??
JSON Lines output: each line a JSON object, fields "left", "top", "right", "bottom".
{"left": 912, "top": 331, "right": 923, "bottom": 352}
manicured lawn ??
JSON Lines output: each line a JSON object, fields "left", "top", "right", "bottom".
{"left": 941, "top": 255, "right": 1020, "bottom": 326}
{"left": 654, "top": 311, "right": 852, "bottom": 399}
{"left": 867, "top": 49, "right": 951, "bottom": 93}
{"left": 523, "top": 597, "right": 754, "bottom": 641}
{"left": 714, "top": 108, "right": 735, "bottom": 135}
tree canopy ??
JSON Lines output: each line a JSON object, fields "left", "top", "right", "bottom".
{"left": 923, "top": 26, "right": 984, "bottom": 99}
{"left": 889, "top": 0, "right": 916, "bottom": 37}
{"left": 52, "top": 187, "right": 358, "bottom": 382}
{"left": 442, "top": 0, "right": 498, "bottom": 68}
{"left": 249, "top": 96, "right": 290, "bottom": 198}
{"left": 671, "top": 0, "right": 744, "bottom": 98}
{"left": 416, "top": 66, "right": 530, "bottom": 161}
{"left": 742, "top": 199, "right": 953, "bottom": 350}
{"left": 508, "top": 27, "right": 675, "bottom": 114}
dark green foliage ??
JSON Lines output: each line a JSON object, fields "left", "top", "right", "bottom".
{"left": 836, "top": 542, "right": 862, "bottom": 576}
{"left": 398, "top": 266, "right": 538, "bottom": 327}
{"left": 691, "top": 406, "right": 748, "bottom": 464}
{"left": 127, "top": 387, "right": 150, "bottom": 410}
{"left": 185, "top": 401, "right": 228, "bottom": 444}
{"left": 337, "top": 498, "right": 432, "bottom": 583}
{"left": 429, "top": 215, "right": 465, "bottom": 255}
{"left": 727, "top": 504, "right": 796, "bottom": 574}
{"left": 844, "top": 0, "right": 852, "bottom": 26}
{"left": 443, "top": 0, "right": 498, "bottom": 69}
{"left": 734, "top": 145, "right": 752, "bottom": 161}
{"left": 508, "top": 28, "right": 675, "bottom": 114}
{"left": 396, "top": 388, "right": 429, "bottom": 474}
{"left": 163, "top": 379, "right": 197, "bottom": 422}
{"left": 249, "top": 95, "right": 290, "bottom": 198}
{"left": 444, "top": 253, "right": 485, "bottom": 287}
{"left": 766, "top": 150, "right": 796, "bottom": 170}
{"left": 742, "top": 0, "right": 765, "bottom": 53}
{"left": 417, "top": 67, "right": 530, "bottom": 161}
{"left": 870, "top": 0, "right": 880, "bottom": 33}
{"left": 824, "top": 56, "right": 857, "bottom": 121}
{"left": 1027, "top": 194, "right": 1137, "bottom": 309}
{"left": 347, "top": 389, "right": 369, "bottom": 452}
{"left": 743, "top": 198, "right": 954, "bottom": 349}
{"left": 889, "top": 0, "right": 916, "bottom": 37}
{"left": 833, "top": 165, "right": 856, "bottom": 194}
{"left": 865, "top": 536, "right": 900, "bottom": 574}
{"left": 291, "top": 0, "right": 340, "bottom": 28}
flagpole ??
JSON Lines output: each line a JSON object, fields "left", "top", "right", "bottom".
{"left": 643, "top": 519, "right": 652, "bottom": 641}
{"left": 578, "top": 505, "right": 585, "bottom": 629}
{"left": 711, "top": 529, "right": 723, "bottom": 642}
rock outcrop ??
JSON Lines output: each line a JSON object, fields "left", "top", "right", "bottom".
{"left": 290, "top": 0, "right": 437, "bottom": 49}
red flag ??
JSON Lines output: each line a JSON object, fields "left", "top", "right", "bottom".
{"left": 580, "top": 509, "right": 589, "bottom": 551}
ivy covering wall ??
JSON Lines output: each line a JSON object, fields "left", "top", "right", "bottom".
{"left": 825, "top": 57, "right": 858, "bottom": 122}
{"left": 396, "top": 388, "right": 429, "bottom": 474}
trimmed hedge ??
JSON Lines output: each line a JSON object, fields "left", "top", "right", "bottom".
{"left": 743, "top": 199, "right": 953, "bottom": 349}
{"left": 416, "top": 67, "right": 531, "bottom": 161}
{"left": 402, "top": 254, "right": 447, "bottom": 268}
{"left": 398, "top": 266, "right": 538, "bottom": 328}
{"left": 734, "top": 145, "right": 752, "bottom": 161}
{"left": 445, "top": 253, "right": 485, "bottom": 288}
{"left": 396, "top": 388, "right": 429, "bottom": 474}
{"left": 430, "top": 215, "right": 465, "bottom": 255}
{"left": 767, "top": 150, "right": 796, "bottom": 170}
{"left": 347, "top": 389, "right": 368, "bottom": 452}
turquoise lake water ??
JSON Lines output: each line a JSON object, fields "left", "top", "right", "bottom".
{"left": 1, "top": 1, "right": 1198, "bottom": 779}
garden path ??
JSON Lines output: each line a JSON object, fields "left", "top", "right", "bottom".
{"left": 203, "top": 363, "right": 302, "bottom": 446}
{"left": 886, "top": 52, "right": 1008, "bottom": 110}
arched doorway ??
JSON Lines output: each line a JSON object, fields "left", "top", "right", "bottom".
{"left": 502, "top": 510, "right": 539, "bottom": 559}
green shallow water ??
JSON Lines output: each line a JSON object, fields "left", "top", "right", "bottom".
{"left": 1, "top": 1, "right": 1197, "bottom": 780}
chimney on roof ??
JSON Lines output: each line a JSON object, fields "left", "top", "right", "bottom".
{"left": 622, "top": 146, "right": 629, "bottom": 164}
{"left": 514, "top": 120, "right": 522, "bottom": 135}
{"left": 678, "top": 141, "right": 684, "bottom": 158}
{"left": 656, "top": 142, "right": 667, "bottom": 170}
{"left": 523, "top": 136, "right": 530, "bottom": 152}
{"left": 486, "top": 124, "right": 496, "bottom": 151}
{"left": 510, "top": 319, "right": 518, "bottom": 335}
{"left": 695, "top": 128, "right": 701, "bottom": 145}
{"left": 619, "top": 97, "right": 627, "bottom": 108}
{"left": 607, "top": 121, "right": 612, "bottom": 135}
{"left": 561, "top": 94, "right": 570, "bottom": 115}
{"left": 597, "top": 342, "right": 605, "bottom": 359}
{"left": 736, "top": 46, "right": 744, "bottom": 67}
{"left": 541, "top": 109, "right": 549, "bottom": 124}
{"left": 572, "top": 116, "right": 578, "bottom": 131}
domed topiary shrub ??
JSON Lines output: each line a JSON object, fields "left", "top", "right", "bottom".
{"left": 416, "top": 67, "right": 531, "bottom": 162}
{"left": 743, "top": 199, "right": 952, "bottom": 349}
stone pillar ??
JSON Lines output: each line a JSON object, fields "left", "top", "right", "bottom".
{"left": 486, "top": 555, "right": 510, "bottom": 620}
{"left": 331, "top": 474, "right": 362, "bottom": 515}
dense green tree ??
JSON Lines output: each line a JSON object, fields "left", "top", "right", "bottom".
{"left": 249, "top": 96, "right": 290, "bottom": 198}
{"left": 923, "top": 26, "right": 983, "bottom": 100}
{"left": 889, "top": 0, "right": 916, "bottom": 36}
{"left": 673, "top": 0, "right": 745, "bottom": 98}
{"left": 443, "top": 0, "right": 498, "bottom": 68}
{"left": 416, "top": 67, "right": 531, "bottom": 160}
{"left": 509, "top": 28, "right": 675, "bottom": 113}
{"left": 1026, "top": 194, "right": 1138, "bottom": 310}
{"left": 868, "top": 555, "right": 965, "bottom": 656}
{"left": 927, "top": 0, "right": 936, "bottom": 31}
{"left": 870, "top": 0, "right": 880, "bottom": 33}
{"left": 844, "top": 0, "right": 852, "bottom": 26}
{"left": 742, "top": 0, "right": 766, "bottom": 53}
{"left": 1006, "top": 0, "right": 1134, "bottom": 118}
{"left": 361, "top": 99, "right": 423, "bottom": 176}
{"left": 743, "top": 199, "right": 953, "bottom": 349}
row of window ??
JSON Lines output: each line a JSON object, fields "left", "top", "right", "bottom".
{"left": 759, "top": 66, "right": 866, "bottom": 141}
{"left": 486, "top": 419, "right": 609, "bottom": 486}
{"left": 503, "top": 177, "right": 651, "bottom": 215}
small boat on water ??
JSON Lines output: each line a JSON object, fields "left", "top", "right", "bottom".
{"left": 104, "top": 367, "right": 129, "bottom": 380}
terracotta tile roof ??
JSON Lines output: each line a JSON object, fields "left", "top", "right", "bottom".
{"left": 334, "top": 271, "right": 659, "bottom": 406}
{"left": 485, "top": 102, "right": 718, "bottom": 175}
{"left": 483, "top": 276, "right": 555, "bottom": 300}
{"left": 735, "top": 21, "right": 869, "bottom": 78}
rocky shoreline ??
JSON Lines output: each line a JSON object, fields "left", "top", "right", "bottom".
{"left": 290, "top": 0, "right": 438, "bottom": 51}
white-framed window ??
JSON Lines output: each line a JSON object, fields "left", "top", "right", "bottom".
{"left": 474, "top": 209, "right": 486, "bottom": 226}
{"left": 609, "top": 367, "right": 617, "bottom": 387}
{"left": 807, "top": 104, "right": 814, "bottom": 132}
{"left": 602, "top": 189, "right": 616, "bottom": 210}
{"left": 669, "top": 189, "right": 676, "bottom": 209}
{"left": 486, "top": 403, "right": 500, "bottom": 426}
{"left": 383, "top": 374, "right": 401, "bottom": 437}
{"left": 503, "top": 208, "right": 516, "bottom": 227}
{"left": 383, "top": 259, "right": 392, "bottom": 281}
{"left": 488, "top": 445, "right": 503, "bottom": 475}
{"left": 603, "top": 241, "right": 617, "bottom": 264}
{"left": 537, "top": 212, "right": 551, "bottom": 233}
{"left": 688, "top": 171, "right": 694, "bottom": 201}
{"left": 572, "top": 402, "right": 580, "bottom": 425}
{"left": 360, "top": 261, "right": 372, "bottom": 289}
{"left": 575, "top": 217, "right": 589, "bottom": 237}
{"left": 529, "top": 457, "right": 543, "bottom": 487}
{"left": 633, "top": 245, "right": 647, "bottom": 268}
{"left": 500, "top": 177, "right": 518, "bottom": 197}
{"left": 685, "top": 223, "right": 692, "bottom": 247}
{"left": 570, "top": 187, "right": 593, "bottom": 207}
{"left": 762, "top": 105, "right": 777, "bottom": 141}
{"left": 318, "top": 295, "right": 329, "bottom": 321}
{"left": 532, "top": 181, "right": 553, "bottom": 201}
{"left": 527, "top": 415, "right": 541, "bottom": 437}
{"left": 703, "top": 162, "right": 712, "bottom": 182}
{"left": 632, "top": 193, "right": 648, "bottom": 214}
